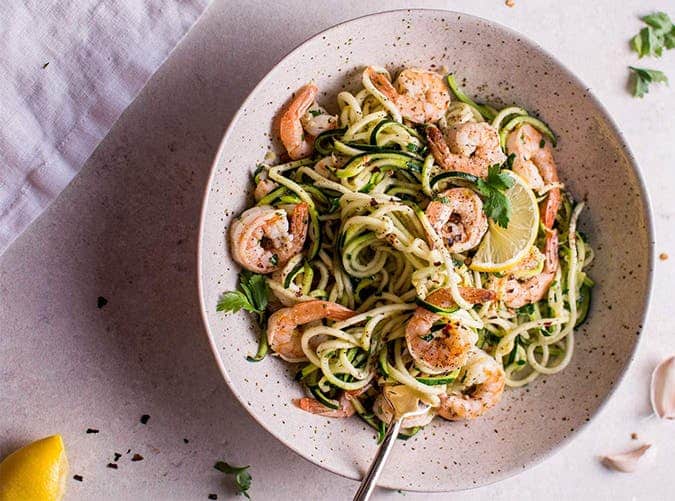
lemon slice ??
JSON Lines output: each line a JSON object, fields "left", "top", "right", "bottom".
{"left": 470, "top": 170, "right": 539, "bottom": 273}
{"left": 0, "top": 435, "right": 68, "bottom": 501}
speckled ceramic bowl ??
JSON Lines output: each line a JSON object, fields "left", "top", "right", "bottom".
{"left": 198, "top": 10, "right": 653, "bottom": 491}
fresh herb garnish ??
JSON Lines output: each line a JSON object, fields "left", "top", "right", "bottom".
{"left": 214, "top": 462, "right": 252, "bottom": 499}
{"left": 539, "top": 139, "right": 546, "bottom": 148}
{"left": 269, "top": 254, "right": 279, "bottom": 266}
{"left": 406, "top": 142, "right": 419, "bottom": 152}
{"left": 629, "top": 66, "right": 669, "bottom": 97}
{"left": 216, "top": 271, "right": 269, "bottom": 325}
{"left": 631, "top": 12, "right": 674, "bottom": 57}
{"left": 420, "top": 333, "right": 434, "bottom": 342}
{"left": 476, "top": 164, "right": 514, "bottom": 228}
{"left": 309, "top": 109, "right": 323, "bottom": 117}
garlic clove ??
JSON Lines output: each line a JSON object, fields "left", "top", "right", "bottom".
{"left": 601, "top": 444, "right": 653, "bottom": 473}
{"left": 651, "top": 355, "right": 675, "bottom": 419}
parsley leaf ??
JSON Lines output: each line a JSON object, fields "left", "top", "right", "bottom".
{"left": 214, "top": 462, "right": 252, "bottom": 499}
{"left": 216, "top": 271, "right": 269, "bottom": 324}
{"left": 630, "top": 12, "right": 674, "bottom": 58}
{"left": 216, "top": 291, "right": 256, "bottom": 313}
{"left": 642, "top": 12, "right": 672, "bottom": 35}
{"left": 475, "top": 164, "right": 514, "bottom": 228}
{"left": 629, "top": 66, "right": 669, "bottom": 97}
{"left": 308, "top": 109, "right": 323, "bottom": 117}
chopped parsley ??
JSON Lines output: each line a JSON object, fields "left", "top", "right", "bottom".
{"left": 476, "top": 164, "right": 514, "bottom": 228}
{"left": 539, "top": 139, "right": 546, "bottom": 148}
{"left": 308, "top": 109, "right": 323, "bottom": 117}
{"left": 631, "top": 12, "right": 674, "bottom": 58}
{"left": 214, "top": 462, "right": 252, "bottom": 499}
{"left": 629, "top": 66, "right": 668, "bottom": 97}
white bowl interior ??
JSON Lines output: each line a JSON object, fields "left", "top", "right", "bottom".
{"left": 198, "top": 10, "right": 652, "bottom": 491}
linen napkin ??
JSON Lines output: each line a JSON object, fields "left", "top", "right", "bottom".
{"left": 0, "top": 0, "right": 210, "bottom": 255}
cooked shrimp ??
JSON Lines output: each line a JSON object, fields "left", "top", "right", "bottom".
{"left": 438, "top": 348, "right": 505, "bottom": 420}
{"left": 280, "top": 84, "right": 337, "bottom": 160}
{"left": 373, "top": 392, "right": 435, "bottom": 428}
{"left": 254, "top": 178, "right": 277, "bottom": 201}
{"left": 426, "top": 187, "right": 488, "bottom": 253}
{"left": 406, "top": 287, "right": 496, "bottom": 374}
{"left": 295, "top": 392, "right": 356, "bottom": 418}
{"left": 230, "top": 203, "right": 309, "bottom": 274}
{"left": 506, "top": 124, "right": 560, "bottom": 229}
{"left": 267, "top": 300, "right": 356, "bottom": 362}
{"left": 426, "top": 122, "right": 506, "bottom": 178}
{"left": 365, "top": 67, "right": 450, "bottom": 124}
{"left": 300, "top": 102, "right": 338, "bottom": 137}
{"left": 503, "top": 230, "right": 559, "bottom": 308}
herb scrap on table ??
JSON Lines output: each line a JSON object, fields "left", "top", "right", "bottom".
{"left": 214, "top": 461, "right": 252, "bottom": 499}
{"left": 628, "top": 11, "right": 673, "bottom": 97}
{"left": 629, "top": 66, "right": 668, "bottom": 98}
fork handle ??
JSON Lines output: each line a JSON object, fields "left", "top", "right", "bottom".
{"left": 353, "top": 417, "right": 403, "bottom": 501}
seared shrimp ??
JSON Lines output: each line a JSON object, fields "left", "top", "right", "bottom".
{"left": 406, "top": 287, "right": 496, "bottom": 374}
{"left": 230, "top": 203, "right": 309, "bottom": 274}
{"left": 267, "top": 300, "right": 356, "bottom": 362}
{"left": 426, "top": 122, "right": 506, "bottom": 178}
{"left": 426, "top": 188, "right": 488, "bottom": 253}
{"left": 295, "top": 391, "right": 356, "bottom": 418}
{"left": 438, "top": 348, "right": 505, "bottom": 420}
{"left": 365, "top": 67, "right": 450, "bottom": 124}
{"left": 280, "top": 84, "right": 337, "bottom": 160}
{"left": 254, "top": 178, "right": 277, "bottom": 202}
{"left": 503, "top": 230, "right": 559, "bottom": 308}
{"left": 507, "top": 124, "right": 560, "bottom": 229}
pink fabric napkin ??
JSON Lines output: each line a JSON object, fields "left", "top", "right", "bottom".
{"left": 0, "top": 0, "right": 210, "bottom": 254}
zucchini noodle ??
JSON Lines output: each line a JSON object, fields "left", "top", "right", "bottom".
{"left": 223, "top": 67, "right": 594, "bottom": 436}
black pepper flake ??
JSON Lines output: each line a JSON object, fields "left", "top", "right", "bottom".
{"left": 106, "top": 463, "right": 118, "bottom": 469}
{"left": 126, "top": 448, "right": 131, "bottom": 454}
{"left": 97, "top": 296, "right": 108, "bottom": 308}
{"left": 140, "top": 414, "right": 150, "bottom": 424}
{"left": 183, "top": 438, "right": 189, "bottom": 444}
{"left": 73, "top": 474, "right": 83, "bottom": 482}
{"left": 113, "top": 452, "right": 122, "bottom": 462}
{"left": 86, "top": 428, "right": 99, "bottom": 434}
{"left": 208, "top": 495, "right": 218, "bottom": 500}
{"left": 131, "top": 453, "right": 144, "bottom": 462}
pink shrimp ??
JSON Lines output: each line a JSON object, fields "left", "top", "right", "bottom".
{"left": 426, "top": 122, "right": 506, "bottom": 178}
{"left": 266, "top": 300, "right": 356, "bottom": 362}
{"left": 506, "top": 124, "right": 560, "bottom": 229}
{"left": 365, "top": 67, "right": 450, "bottom": 124}
{"left": 229, "top": 203, "right": 309, "bottom": 274}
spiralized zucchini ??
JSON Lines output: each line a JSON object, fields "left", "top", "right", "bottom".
{"left": 236, "top": 70, "right": 593, "bottom": 435}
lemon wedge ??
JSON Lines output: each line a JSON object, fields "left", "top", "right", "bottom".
{"left": 0, "top": 435, "right": 68, "bottom": 501}
{"left": 470, "top": 170, "right": 539, "bottom": 273}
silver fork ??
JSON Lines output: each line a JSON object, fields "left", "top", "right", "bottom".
{"left": 353, "top": 386, "right": 429, "bottom": 501}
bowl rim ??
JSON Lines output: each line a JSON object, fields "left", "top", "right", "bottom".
{"left": 196, "top": 8, "right": 655, "bottom": 492}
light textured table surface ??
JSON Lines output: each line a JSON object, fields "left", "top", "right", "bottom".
{"left": 1, "top": 1, "right": 673, "bottom": 499}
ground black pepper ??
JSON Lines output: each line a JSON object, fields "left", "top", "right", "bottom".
{"left": 131, "top": 453, "right": 144, "bottom": 462}
{"left": 97, "top": 296, "right": 108, "bottom": 308}
{"left": 140, "top": 414, "right": 150, "bottom": 424}
{"left": 106, "top": 463, "right": 118, "bottom": 469}
{"left": 73, "top": 474, "right": 83, "bottom": 482}
{"left": 86, "top": 428, "right": 99, "bottom": 434}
